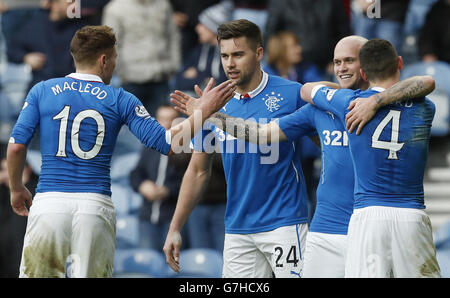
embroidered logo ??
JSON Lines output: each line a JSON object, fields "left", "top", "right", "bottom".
{"left": 135, "top": 105, "right": 150, "bottom": 118}
{"left": 262, "top": 92, "right": 284, "bottom": 112}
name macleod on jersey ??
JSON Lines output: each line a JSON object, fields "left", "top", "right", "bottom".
{"left": 51, "top": 81, "right": 108, "bottom": 100}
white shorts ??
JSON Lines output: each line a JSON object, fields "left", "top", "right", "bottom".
{"left": 19, "top": 192, "right": 116, "bottom": 278}
{"left": 345, "top": 206, "right": 441, "bottom": 278}
{"left": 302, "top": 232, "right": 347, "bottom": 278}
{"left": 222, "top": 224, "right": 308, "bottom": 278}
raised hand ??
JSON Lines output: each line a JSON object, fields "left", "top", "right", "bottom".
{"left": 171, "top": 78, "right": 236, "bottom": 117}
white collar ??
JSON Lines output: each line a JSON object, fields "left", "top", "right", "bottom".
{"left": 233, "top": 70, "right": 268, "bottom": 100}
{"left": 66, "top": 73, "right": 104, "bottom": 83}
{"left": 371, "top": 87, "right": 386, "bottom": 92}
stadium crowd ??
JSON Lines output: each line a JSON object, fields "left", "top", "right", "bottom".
{"left": 0, "top": 0, "right": 449, "bottom": 277}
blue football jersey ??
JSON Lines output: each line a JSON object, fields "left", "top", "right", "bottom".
{"left": 278, "top": 104, "right": 354, "bottom": 234}
{"left": 10, "top": 73, "right": 171, "bottom": 196}
{"left": 312, "top": 86, "right": 435, "bottom": 209}
{"left": 192, "top": 72, "right": 309, "bottom": 234}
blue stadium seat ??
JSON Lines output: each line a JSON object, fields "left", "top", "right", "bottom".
{"left": 114, "top": 248, "right": 168, "bottom": 278}
{"left": 434, "top": 220, "right": 450, "bottom": 250}
{"left": 401, "top": 61, "right": 450, "bottom": 136}
{"left": 436, "top": 249, "right": 450, "bottom": 278}
{"left": 168, "top": 248, "right": 223, "bottom": 278}
{"left": 115, "top": 215, "right": 140, "bottom": 249}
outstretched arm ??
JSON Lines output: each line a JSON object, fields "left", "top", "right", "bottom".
{"left": 345, "top": 75, "right": 435, "bottom": 134}
{"left": 300, "top": 81, "right": 340, "bottom": 104}
{"left": 170, "top": 84, "right": 288, "bottom": 144}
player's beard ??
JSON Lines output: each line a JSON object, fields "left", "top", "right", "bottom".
{"left": 231, "top": 61, "right": 258, "bottom": 89}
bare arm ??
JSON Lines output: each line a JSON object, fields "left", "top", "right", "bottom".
{"left": 163, "top": 151, "right": 214, "bottom": 272}
{"left": 345, "top": 75, "right": 435, "bottom": 134}
{"left": 7, "top": 143, "right": 33, "bottom": 216}
{"left": 170, "top": 84, "right": 287, "bottom": 144}
{"left": 208, "top": 112, "right": 288, "bottom": 144}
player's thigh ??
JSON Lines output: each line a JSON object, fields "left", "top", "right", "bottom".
{"left": 19, "top": 195, "right": 73, "bottom": 278}
{"left": 256, "top": 223, "right": 308, "bottom": 278}
{"left": 345, "top": 207, "right": 393, "bottom": 278}
{"left": 391, "top": 209, "right": 440, "bottom": 278}
{"left": 303, "top": 232, "right": 347, "bottom": 278}
{"left": 70, "top": 195, "right": 116, "bottom": 278}
{"left": 222, "top": 233, "right": 272, "bottom": 278}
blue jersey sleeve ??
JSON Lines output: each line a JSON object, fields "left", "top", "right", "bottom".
{"left": 10, "top": 82, "right": 42, "bottom": 145}
{"left": 312, "top": 86, "right": 355, "bottom": 120}
{"left": 278, "top": 104, "right": 317, "bottom": 142}
{"left": 117, "top": 90, "right": 171, "bottom": 155}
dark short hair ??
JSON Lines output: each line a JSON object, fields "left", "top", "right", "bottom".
{"left": 70, "top": 25, "right": 116, "bottom": 66}
{"left": 359, "top": 39, "right": 398, "bottom": 82}
{"left": 217, "top": 19, "right": 263, "bottom": 51}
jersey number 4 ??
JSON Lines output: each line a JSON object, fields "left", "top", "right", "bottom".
{"left": 53, "top": 105, "right": 105, "bottom": 160}
{"left": 371, "top": 110, "right": 404, "bottom": 160}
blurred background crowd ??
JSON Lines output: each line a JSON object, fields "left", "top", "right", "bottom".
{"left": 0, "top": 0, "right": 449, "bottom": 278}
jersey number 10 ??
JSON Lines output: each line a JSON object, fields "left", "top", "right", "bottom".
{"left": 53, "top": 105, "right": 105, "bottom": 160}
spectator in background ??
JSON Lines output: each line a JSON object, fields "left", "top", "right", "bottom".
{"left": 170, "top": 0, "right": 220, "bottom": 63}
{"left": 0, "top": 0, "right": 42, "bottom": 52}
{"left": 265, "top": 0, "right": 350, "bottom": 73}
{"left": 172, "top": 0, "right": 231, "bottom": 93}
{"left": 418, "top": 0, "right": 450, "bottom": 64}
{"left": 0, "top": 144, "right": 38, "bottom": 277}
{"left": 231, "top": 0, "right": 268, "bottom": 36}
{"left": 130, "top": 104, "right": 191, "bottom": 251}
{"left": 264, "top": 31, "right": 323, "bottom": 84}
{"left": 263, "top": 31, "right": 321, "bottom": 222}
{"left": 351, "top": 0, "right": 410, "bottom": 53}
{"left": 102, "top": 0, "right": 181, "bottom": 116}
{"left": 6, "top": 0, "right": 91, "bottom": 91}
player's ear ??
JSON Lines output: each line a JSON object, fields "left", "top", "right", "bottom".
{"left": 398, "top": 56, "right": 403, "bottom": 71}
{"left": 99, "top": 54, "right": 107, "bottom": 67}
{"left": 256, "top": 46, "right": 264, "bottom": 62}
{"left": 360, "top": 68, "right": 369, "bottom": 82}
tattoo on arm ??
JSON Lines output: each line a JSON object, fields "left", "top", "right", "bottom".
{"left": 376, "top": 77, "right": 431, "bottom": 107}
{"left": 208, "top": 112, "right": 266, "bottom": 144}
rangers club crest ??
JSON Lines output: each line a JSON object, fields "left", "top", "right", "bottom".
{"left": 262, "top": 92, "right": 284, "bottom": 112}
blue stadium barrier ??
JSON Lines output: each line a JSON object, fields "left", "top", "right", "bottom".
{"left": 401, "top": 61, "right": 450, "bottom": 136}
{"left": 114, "top": 248, "right": 168, "bottom": 278}
{"left": 168, "top": 248, "right": 223, "bottom": 278}
{"left": 115, "top": 215, "right": 140, "bottom": 249}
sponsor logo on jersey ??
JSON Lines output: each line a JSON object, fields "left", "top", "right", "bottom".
{"left": 135, "top": 105, "right": 150, "bottom": 118}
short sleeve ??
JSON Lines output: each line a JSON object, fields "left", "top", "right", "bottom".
{"left": 278, "top": 104, "right": 317, "bottom": 142}
{"left": 9, "top": 82, "right": 42, "bottom": 145}
{"left": 312, "top": 86, "right": 355, "bottom": 120}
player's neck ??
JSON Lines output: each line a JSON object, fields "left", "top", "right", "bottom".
{"left": 75, "top": 67, "right": 104, "bottom": 81}
{"left": 236, "top": 68, "right": 263, "bottom": 95}
{"left": 369, "top": 76, "right": 399, "bottom": 90}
